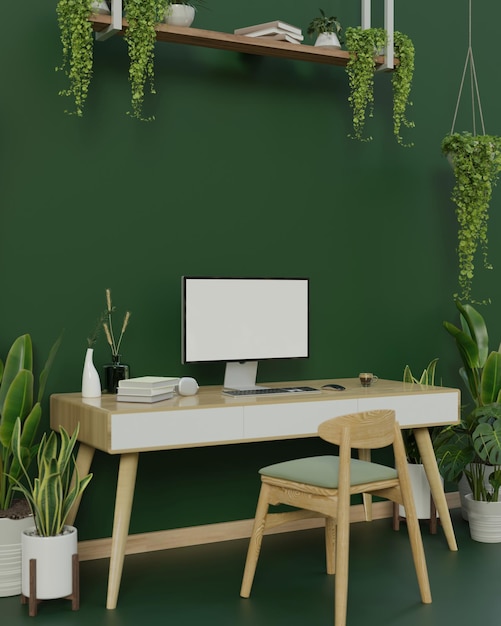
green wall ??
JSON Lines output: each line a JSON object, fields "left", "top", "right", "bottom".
{"left": 2, "top": 1, "right": 501, "bottom": 539}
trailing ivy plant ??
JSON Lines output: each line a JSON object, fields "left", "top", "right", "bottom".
{"left": 345, "top": 27, "right": 387, "bottom": 142}
{"left": 392, "top": 31, "right": 415, "bottom": 147}
{"left": 124, "top": 0, "right": 165, "bottom": 121}
{"left": 441, "top": 132, "right": 501, "bottom": 302}
{"left": 56, "top": 0, "right": 95, "bottom": 116}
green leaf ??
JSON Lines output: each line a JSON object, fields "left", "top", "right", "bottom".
{"left": 480, "top": 352, "right": 501, "bottom": 405}
{"left": 0, "top": 335, "right": 32, "bottom": 414}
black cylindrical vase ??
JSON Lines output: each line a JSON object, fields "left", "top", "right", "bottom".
{"left": 103, "top": 355, "right": 130, "bottom": 393}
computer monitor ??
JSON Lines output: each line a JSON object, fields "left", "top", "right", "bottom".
{"left": 181, "top": 277, "right": 309, "bottom": 389}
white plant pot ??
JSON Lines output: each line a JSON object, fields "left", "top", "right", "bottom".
{"left": 398, "top": 463, "right": 441, "bottom": 520}
{"left": 0, "top": 515, "right": 34, "bottom": 597}
{"left": 91, "top": 0, "right": 110, "bottom": 14}
{"left": 314, "top": 32, "right": 341, "bottom": 49}
{"left": 22, "top": 526, "right": 78, "bottom": 600}
{"left": 458, "top": 464, "right": 500, "bottom": 520}
{"left": 465, "top": 494, "right": 501, "bottom": 543}
{"left": 164, "top": 4, "right": 195, "bottom": 27}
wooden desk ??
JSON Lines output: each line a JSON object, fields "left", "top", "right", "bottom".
{"left": 50, "top": 378, "right": 460, "bottom": 610}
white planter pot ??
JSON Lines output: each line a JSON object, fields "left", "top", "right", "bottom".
{"left": 164, "top": 4, "right": 195, "bottom": 27}
{"left": 0, "top": 515, "right": 34, "bottom": 597}
{"left": 91, "top": 0, "right": 110, "bottom": 14}
{"left": 465, "top": 494, "right": 501, "bottom": 543}
{"left": 22, "top": 526, "right": 78, "bottom": 600}
{"left": 314, "top": 32, "right": 341, "bottom": 49}
{"left": 458, "top": 464, "right": 500, "bottom": 520}
{"left": 398, "top": 463, "right": 441, "bottom": 519}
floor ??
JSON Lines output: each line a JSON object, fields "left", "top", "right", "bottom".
{"left": 1, "top": 509, "right": 499, "bottom": 625}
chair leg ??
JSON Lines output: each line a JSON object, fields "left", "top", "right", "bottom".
{"left": 240, "top": 483, "right": 271, "bottom": 598}
{"left": 334, "top": 492, "right": 350, "bottom": 626}
{"left": 325, "top": 517, "right": 336, "bottom": 575}
{"left": 400, "top": 487, "right": 432, "bottom": 604}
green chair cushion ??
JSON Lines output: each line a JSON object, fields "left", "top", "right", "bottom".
{"left": 259, "top": 455, "right": 398, "bottom": 488}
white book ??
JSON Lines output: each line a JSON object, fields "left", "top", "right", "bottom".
{"left": 114, "top": 385, "right": 176, "bottom": 397}
{"left": 117, "top": 391, "right": 174, "bottom": 403}
{"left": 234, "top": 21, "right": 302, "bottom": 37}
{"left": 118, "top": 376, "right": 180, "bottom": 389}
{"left": 255, "top": 32, "right": 302, "bottom": 44}
{"left": 244, "top": 28, "right": 304, "bottom": 42}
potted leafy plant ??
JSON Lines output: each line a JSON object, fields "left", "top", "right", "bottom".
{"left": 345, "top": 26, "right": 387, "bottom": 142}
{"left": 435, "top": 300, "right": 501, "bottom": 541}
{"left": 441, "top": 132, "right": 501, "bottom": 303}
{"left": 124, "top": 0, "right": 166, "bottom": 121}
{"left": 307, "top": 9, "right": 343, "bottom": 49}
{"left": 10, "top": 418, "right": 92, "bottom": 606}
{"left": 0, "top": 334, "right": 60, "bottom": 596}
{"left": 56, "top": 0, "right": 95, "bottom": 116}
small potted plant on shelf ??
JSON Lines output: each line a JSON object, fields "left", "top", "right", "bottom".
{"left": 0, "top": 334, "right": 60, "bottom": 597}
{"left": 9, "top": 418, "right": 92, "bottom": 610}
{"left": 435, "top": 300, "right": 501, "bottom": 542}
{"left": 307, "top": 9, "right": 343, "bottom": 49}
{"left": 441, "top": 132, "right": 501, "bottom": 303}
{"left": 163, "top": 0, "right": 205, "bottom": 26}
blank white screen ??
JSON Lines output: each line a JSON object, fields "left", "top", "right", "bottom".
{"left": 183, "top": 278, "right": 309, "bottom": 363}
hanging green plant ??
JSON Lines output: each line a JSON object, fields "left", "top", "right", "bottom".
{"left": 441, "top": 132, "right": 501, "bottom": 302}
{"left": 124, "top": 0, "right": 165, "bottom": 121}
{"left": 345, "top": 26, "right": 387, "bottom": 142}
{"left": 56, "top": 0, "right": 95, "bottom": 116}
{"left": 392, "top": 31, "right": 415, "bottom": 147}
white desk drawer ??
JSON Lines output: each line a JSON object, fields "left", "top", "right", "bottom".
{"left": 243, "top": 399, "right": 358, "bottom": 439}
{"left": 110, "top": 406, "right": 244, "bottom": 451}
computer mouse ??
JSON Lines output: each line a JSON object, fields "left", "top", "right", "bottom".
{"left": 322, "top": 384, "right": 346, "bottom": 391}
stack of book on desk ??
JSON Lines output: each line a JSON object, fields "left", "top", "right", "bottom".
{"left": 234, "top": 20, "right": 304, "bottom": 44}
{"left": 117, "top": 376, "right": 179, "bottom": 403}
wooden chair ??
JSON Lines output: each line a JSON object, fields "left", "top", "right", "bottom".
{"left": 240, "top": 409, "right": 432, "bottom": 626}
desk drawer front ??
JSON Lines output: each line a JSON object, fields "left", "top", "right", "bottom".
{"left": 356, "top": 392, "right": 460, "bottom": 428}
{"left": 243, "top": 399, "right": 358, "bottom": 439}
{"left": 110, "top": 407, "right": 244, "bottom": 451}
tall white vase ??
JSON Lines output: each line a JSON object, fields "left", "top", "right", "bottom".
{"left": 82, "top": 348, "right": 101, "bottom": 398}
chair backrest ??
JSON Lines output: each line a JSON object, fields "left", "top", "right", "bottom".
{"left": 318, "top": 409, "right": 397, "bottom": 450}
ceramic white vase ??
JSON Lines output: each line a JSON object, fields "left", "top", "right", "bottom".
{"left": 91, "top": 0, "right": 110, "bottom": 14}
{"left": 21, "top": 526, "right": 78, "bottom": 599}
{"left": 164, "top": 4, "right": 195, "bottom": 26}
{"left": 82, "top": 348, "right": 101, "bottom": 398}
{"left": 314, "top": 32, "right": 341, "bottom": 49}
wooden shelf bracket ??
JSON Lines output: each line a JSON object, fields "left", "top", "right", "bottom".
{"left": 361, "top": 0, "right": 394, "bottom": 70}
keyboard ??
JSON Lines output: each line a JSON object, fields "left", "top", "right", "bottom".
{"left": 222, "top": 386, "right": 320, "bottom": 397}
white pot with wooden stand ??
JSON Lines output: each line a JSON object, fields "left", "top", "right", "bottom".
{"left": 21, "top": 526, "right": 79, "bottom": 615}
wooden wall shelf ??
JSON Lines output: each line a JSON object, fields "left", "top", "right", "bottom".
{"left": 90, "top": 15, "right": 394, "bottom": 69}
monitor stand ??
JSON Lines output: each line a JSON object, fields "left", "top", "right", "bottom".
{"left": 223, "top": 361, "right": 266, "bottom": 390}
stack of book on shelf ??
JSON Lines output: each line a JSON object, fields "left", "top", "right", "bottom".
{"left": 234, "top": 20, "right": 303, "bottom": 44}
{"left": 117, "top": 376, "right": 179, "bottom": 403}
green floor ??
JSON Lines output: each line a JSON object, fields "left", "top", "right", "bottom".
{"left": 1, "top": 509, "right": 499, "bottom": 625}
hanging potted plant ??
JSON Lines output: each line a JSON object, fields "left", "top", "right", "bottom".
{"left": 56, "top": 0, "right": 95, "bottom": 116}
{"left": 9, "top": 418, "right": 92, "bottom": 610}
{"left": 441, "top": 132, "right": 501, "bottom": 303}
{"left": 307, "top": 9, "right": 343, "bottom": 49}
{"left": 392, "top": 31, "right": 415, "bottom": 146}
{"left": 345, "top": 26, "right": 387, "bottom": 141}
{"left": 123, "top": 0, "right": 166, "bottom": 121}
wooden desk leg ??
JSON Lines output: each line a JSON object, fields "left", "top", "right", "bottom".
{"left": 106, "top": 452, "right": 139, "bottom": 610}
{"left": 414, "top": 428, "right": 458, "bottom": 551}
{"left": 67, "top": 443, "right": 95, "bottom": 527}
